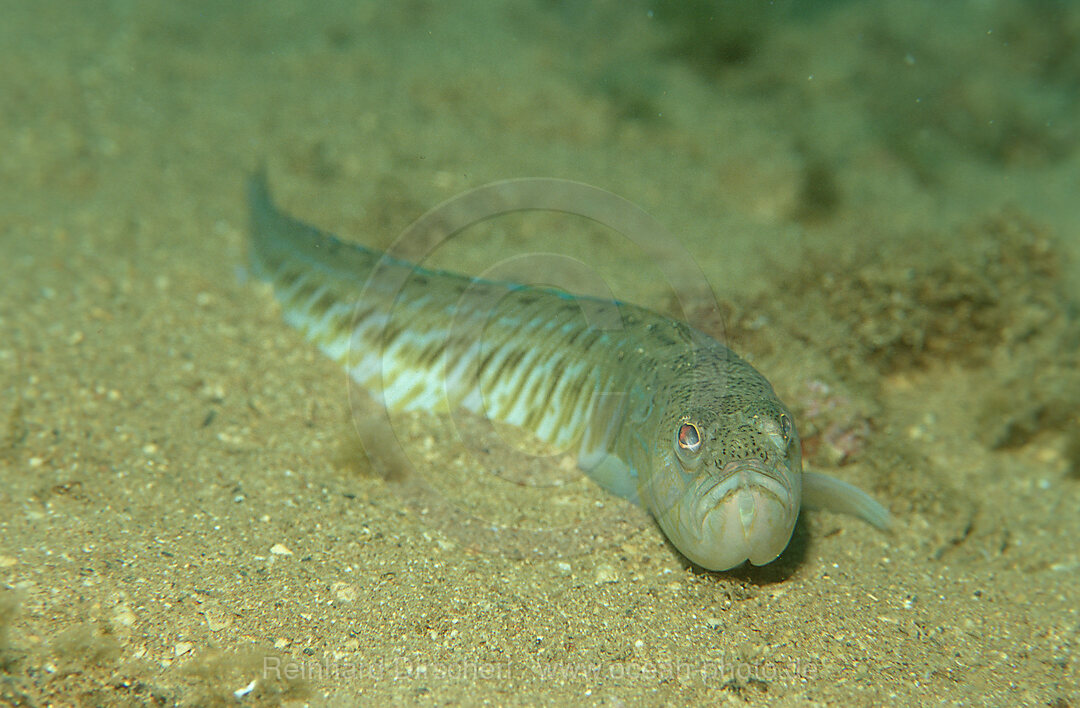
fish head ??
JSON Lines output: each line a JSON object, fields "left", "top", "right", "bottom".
{"left": 644, "top": 362, "right": 803, "bottom": 571}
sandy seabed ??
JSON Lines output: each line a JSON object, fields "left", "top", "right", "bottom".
{"left": 1, "top": 2, "right": 1078, "bottom": 705}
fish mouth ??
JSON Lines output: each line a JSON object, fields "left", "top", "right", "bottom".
{"left": 696, "top": 458, "right": 795, "bottom": 519}
{"left": 690, "top": 458, "right": 798, "bottom": 566}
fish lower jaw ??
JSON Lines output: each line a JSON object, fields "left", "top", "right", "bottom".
{"left": 675, "top": 476, "right": 796, "bottom": 571}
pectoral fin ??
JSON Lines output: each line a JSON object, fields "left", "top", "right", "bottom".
{"left": 802, "top": 471, "right": 892, "bottom": 531}
{"left": 578, "top": 450, "right": 640, "bottom": 506}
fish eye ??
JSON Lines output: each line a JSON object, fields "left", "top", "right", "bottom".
{"left": 677, "top": 422, "right": 702, "bottom": 454}
{"left": 778, "top": 414, "right": 793, "bottom": 441}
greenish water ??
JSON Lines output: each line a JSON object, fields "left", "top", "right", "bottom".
{"left": 0, "top": 1, "right": 1077, "bottom": 705}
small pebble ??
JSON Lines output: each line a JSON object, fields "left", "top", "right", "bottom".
{"left": 332, "top": 582, "right": 358, "bottom": 602}
{"left": 112, "top": 607, "right": 136, "bottom": 627}
{"left": 594, "top": 564, "right": 618, "bottom": 584}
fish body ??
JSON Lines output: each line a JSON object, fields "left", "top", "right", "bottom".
{"left": 248, "top": 172, "right": 889, "bottom": 570}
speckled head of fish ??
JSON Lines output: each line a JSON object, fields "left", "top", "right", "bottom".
{"left": 634, "top": 329, "right": 802, "bottom": 571}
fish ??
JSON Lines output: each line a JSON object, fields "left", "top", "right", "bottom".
{"left": 246, "top": 170, "right": 890, "bottom": 571}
